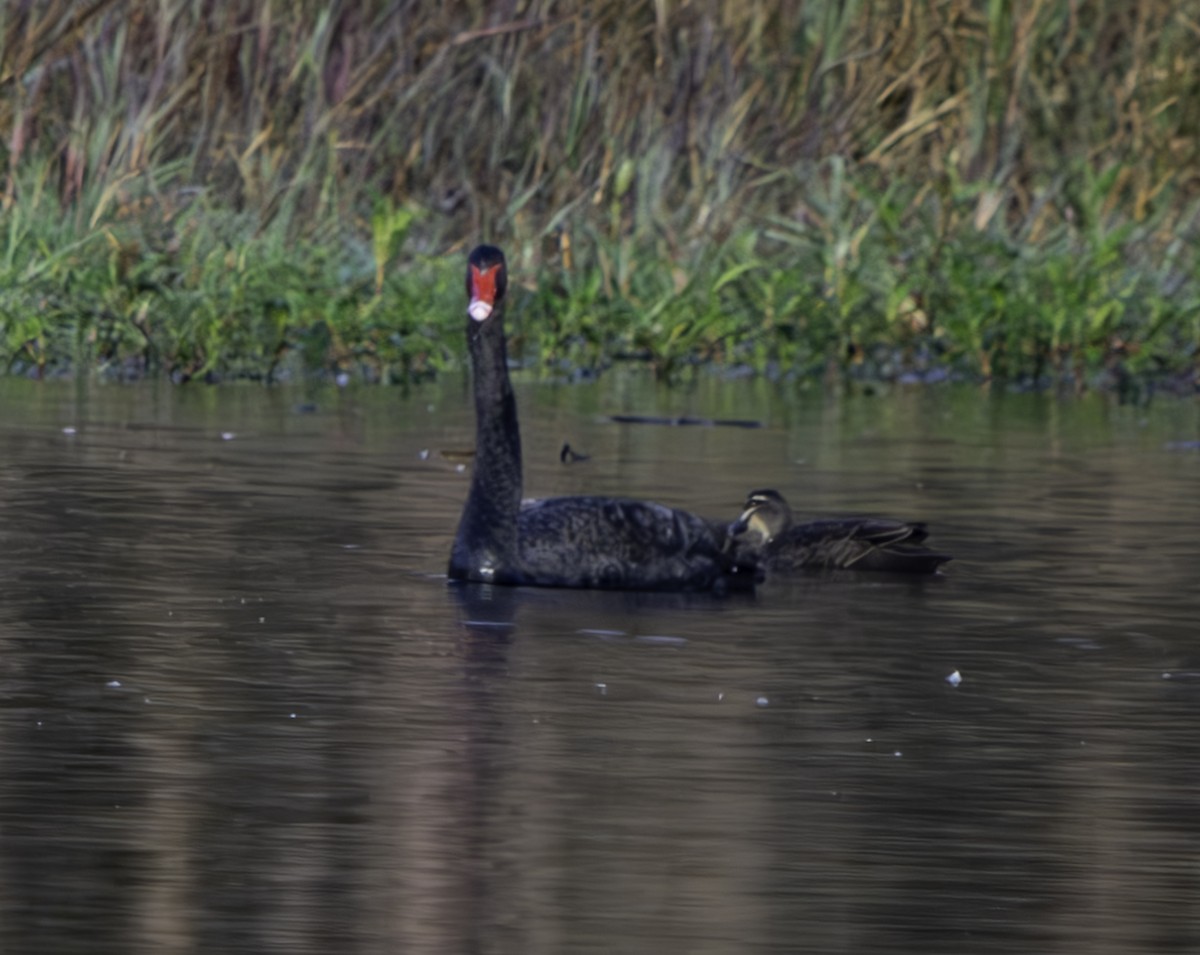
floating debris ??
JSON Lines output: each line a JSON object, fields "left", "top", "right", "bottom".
{"left": 106, "top": 680, "right": 122, "bottom": 688}
{"left": 220, "top": 431, "right": 236, "bottom": 441}
{"left": 595, "top": 682, "right": 608, "bottom": 696}
{"left": 62, "top": 426, "right": 77, "bottom": 435}
{"left": 560, "top": 442, "right": 590, "bottom": 463}
{"left": 946, "top": 670, "right": 963, "bottom": 687}
{"left": 755, "top": 696, "right": 770, "bottom": 707}
{"left": 634, "top": 634, "right": 688, "bottom": 646}
{"left": 608, "top": 413, "right": 762, "bottom": 429}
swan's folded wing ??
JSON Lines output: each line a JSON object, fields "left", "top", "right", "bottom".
{"left": 514, "top": 496, "right": 743, "bottom": 591}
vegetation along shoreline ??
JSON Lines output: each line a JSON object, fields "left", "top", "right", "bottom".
{"left": 1, "top": 2, "right": 1197, "bottom": 394}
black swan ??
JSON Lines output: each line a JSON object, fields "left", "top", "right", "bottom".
{"left": 727, "top": 489, "right": 951, "bottom": 574}
{"left": 448, "top": 245, "right": 754, "bottom": 592}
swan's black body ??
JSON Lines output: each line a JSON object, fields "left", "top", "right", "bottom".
{"left": 728, "top": 489, "right": 951, "bottom": 575}
{"left": 448, "top": 245, "right": 753, "bottom": 592}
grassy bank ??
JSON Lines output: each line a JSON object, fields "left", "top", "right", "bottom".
{"left": 2, "top": 0, "right": 1198, "bottom": 389}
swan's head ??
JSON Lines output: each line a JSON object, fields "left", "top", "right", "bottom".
{"left": 729, "top": 489, "right": 792, "bottom": 546}
{"left": 466, "top": 245, "right": 508, "bottom": 322}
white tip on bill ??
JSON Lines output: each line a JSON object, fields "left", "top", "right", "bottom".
{"left": 468, "top": 300, "right": 493, "bottom": 322}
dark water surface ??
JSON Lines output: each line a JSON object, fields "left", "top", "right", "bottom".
{"left": 1, "top": 376, "right": 1199, "bottom": 954}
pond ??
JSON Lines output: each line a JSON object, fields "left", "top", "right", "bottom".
{"left": 1, "top": 375, "right": 1198, "bottom": 954}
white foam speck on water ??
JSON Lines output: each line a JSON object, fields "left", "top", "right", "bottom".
{"left": 946, "top": 669, "right": 963, "bottom": 687}
{"left": 220, "top": 431, "right": 236, "bottom": 441}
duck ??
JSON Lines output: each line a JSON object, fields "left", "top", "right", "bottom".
{"left": 448, "top": 245, "right": 755, "bottom": 592}
{"left": 727, "top": 489, "right": 951, "bottom": 574}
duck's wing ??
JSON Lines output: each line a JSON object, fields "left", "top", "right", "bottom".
{"left": 776, "top": 518, "right": 950, "bottom": 574}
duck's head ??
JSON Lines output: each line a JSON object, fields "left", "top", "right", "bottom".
{"left": 466, "top": 245, "right": 508, "bottom": 323}
{"left": 729, "top": 489, "right": 793, "bottom": 546}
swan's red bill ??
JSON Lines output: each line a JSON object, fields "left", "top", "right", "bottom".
{"left": 468, "top": 263, "right": 500, "bottom": 321}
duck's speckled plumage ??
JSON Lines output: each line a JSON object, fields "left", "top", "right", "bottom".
{"left": 728, "top": 489, "right": 951, "bottom": 575}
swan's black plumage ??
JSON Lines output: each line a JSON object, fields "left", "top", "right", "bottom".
{"left": 728, "top": 489, "right": 951, "bottom": 574}
{"left": 448, "top": 245, "right": 753, "bottom": 592}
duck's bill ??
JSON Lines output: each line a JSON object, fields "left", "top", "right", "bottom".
{"left": 467, "top": 299, "right": 493, "bottom": 321}
{"left": 730, "top": 506, "right": 756, "bottom": 534}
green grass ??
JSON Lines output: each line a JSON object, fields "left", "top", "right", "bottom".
{"left": 1, "top": 0, "right": 1198, "bottom": 388}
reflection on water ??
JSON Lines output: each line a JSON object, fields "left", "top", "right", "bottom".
{"left": 1, "top": 377, "right": 1199, "bottom": 954}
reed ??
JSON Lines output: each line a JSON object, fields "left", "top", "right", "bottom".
{"left": 1, "top": 0, "right": 1197, "bottom": 386}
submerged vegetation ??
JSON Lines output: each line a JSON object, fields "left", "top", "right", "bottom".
{"left": 1, "top": 0, "right": 1198, "bottom": 388}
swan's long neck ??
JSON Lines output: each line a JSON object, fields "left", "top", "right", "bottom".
{"left": 451, "top": 312, "right": 523, "bottom": 575}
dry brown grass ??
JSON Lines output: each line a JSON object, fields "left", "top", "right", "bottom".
{"left": 3, "top": 0, "right": 1197, "bottom": 247}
